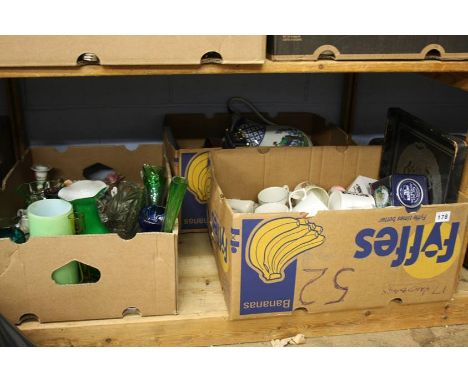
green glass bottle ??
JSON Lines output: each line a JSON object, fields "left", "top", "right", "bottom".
{"left": 163, "top": 176, "right": 188, "bottom": 233}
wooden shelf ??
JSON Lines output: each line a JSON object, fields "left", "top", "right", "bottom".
{"left": 1, "top": 60, "right": 468, "bottom": 79}
{"left": 18, "top": 233, "right": 468, "bottom": 347}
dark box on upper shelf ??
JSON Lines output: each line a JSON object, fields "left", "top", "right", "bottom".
{"left": 267, "top": 36, "right": 468, "bottom": 61}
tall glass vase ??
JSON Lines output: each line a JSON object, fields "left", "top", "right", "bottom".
{"left": 143, "top": 164, "right": 166, "bottom": 207}
{"left": 163, "top": 176, "right": 188, "bottom": 233}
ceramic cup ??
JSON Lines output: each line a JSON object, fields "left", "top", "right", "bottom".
{"left": 258, "top": 185, "right": 289, "bottom": 205}
{"left": 288, "top": 188, "right": 328, "bottom": 216}
{"left": 27, "top": 199, "right": 75, "bottom": 237}
{"left": 328, "top": 190, "right": 376, "bottom": 210}
{"left": 254, "top": 202, "right": 289, "bottom": 214}
{"left": 227, "top": 199, "right": 257, "bottom": 213}
{"left": 292, "top": 182, "right": 329, "bottom": 204}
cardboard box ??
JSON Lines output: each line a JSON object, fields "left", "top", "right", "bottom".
{"left": 0, "top": 144, "right": 177, "bottom": 323}
{"left": 208, "top": 146, "right": 468, "bottom": 319}
{"left": 164, "top": 113, "right": 352, "bottom": 232}
{"left": 0, "top": 36, "right": 266, "bottom": 67}
{"left": 268, "top": 35, "right": 468, "bottom": 61}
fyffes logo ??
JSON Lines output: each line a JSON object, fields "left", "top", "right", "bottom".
{"left": 246, "top": 217, "right": 325, "bottom": 283}
{"left": 185, "top": 151, "right": 211, "bottom": 204}
{"left": 210, "top": 211, "right": 228, "bottom": 272}
{"left": 354, "top": 222, "right": 461, "bottom": 279}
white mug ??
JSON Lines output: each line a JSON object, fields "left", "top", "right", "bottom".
{"left": 258, "top": 185, "right": 289, "bottom": 205}
{"left": 227, "top": 198, "right": 257, "bottom": 213}
{"left": 328, "top": 190, "right": 376, "bottom": 210}
{"left": 255, "top": 202, "right": 289, "bottom": 214}
{"left": 289, "top": 189, "right": 328, "bottom": 216}
{"left": 293, "top": 182, "right": 329, "bottom": 204}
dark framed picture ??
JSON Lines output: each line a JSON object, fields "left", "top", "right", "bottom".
{"left": 380, "top": 108, "right": 467, "bottom": 204}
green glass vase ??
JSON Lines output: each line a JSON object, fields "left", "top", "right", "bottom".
{"left": 143, "top": 164, "right": 166, "bottom": 206}
{"left": 163, "top": 176, "right": 188, "bottom": 233}
{"left": 71, "top": 197, "right": 110, "bottom": 234}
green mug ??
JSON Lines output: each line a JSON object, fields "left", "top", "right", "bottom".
{"left": 27, "top": 199, "right": 81, "bottom": 284}
{"left": 27, "top": 199, "right": 75, "bottom": 236}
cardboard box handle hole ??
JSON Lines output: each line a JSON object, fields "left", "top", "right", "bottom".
{"left": 18, "top": 313, "right": 39, "bottom": 325}
{"left": 292, "top": 307, "right": 309, "bottom": 316}
{"left": 51, "top": 261, "right": 101, "bottom": 285}
{"left": 200, "top": 51, "right": 223, "bottom": 64}
{"left": 389, "top": 297, "right": 403, "bottom": 305}
{"left": 122, "top": 307, "right": 141, "bottom": 318}
{"left": 76, "top": 53, "right": 101, "bottom": 66}
{"left": 424, "top": 49, "right": 442, "bottom": 60}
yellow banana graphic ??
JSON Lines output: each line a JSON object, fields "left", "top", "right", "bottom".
{"left": 247, "top": 217, "right": 325, "bottom": 283}
{"left": 185, "top": 151, "right": 211, "bottom": 203}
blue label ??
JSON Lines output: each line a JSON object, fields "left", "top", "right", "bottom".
{"left": 396, "top": 179, "right": 423, "bottom": 208}
{"left": 181, "top": 152, "right": 208, "bottom": 230}
{"left": 240, "top": 219, "right": 297, "bottom": 315}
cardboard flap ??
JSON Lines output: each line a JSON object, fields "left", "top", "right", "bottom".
{"left": 30, "top": 144, "right": 164, "bottom": 182}
{"left": 211, "top": 146, "right": 382, "bottom": 200}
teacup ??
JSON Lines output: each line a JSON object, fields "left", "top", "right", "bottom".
{"left": 254, "top": 202, "right": 289, "bottom": 214}
{"left": 288, "top": 188, "right": 328, "bottom": 216}
{"left": 227, "top": 199, "right": 257, "bottom": 213}
{"left": 292, "top": 182, "right": 329, "bottom": 205}
{"left": 258, "top": 185, "right": 289, "bottom": 205}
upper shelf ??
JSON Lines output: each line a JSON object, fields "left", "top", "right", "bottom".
{"left": 1, "top": 59, "right": 468, "bottom": 79}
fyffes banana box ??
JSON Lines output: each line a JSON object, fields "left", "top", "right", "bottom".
{"left": 208, "top": 146, "right": 468, "bottom": 319}
{"left": 164, "top": 113, "right": 351, "bottom": 232}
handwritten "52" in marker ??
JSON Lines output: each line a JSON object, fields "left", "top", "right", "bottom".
{"left": 299, "top": 267, "right": 355, "bottom": 306}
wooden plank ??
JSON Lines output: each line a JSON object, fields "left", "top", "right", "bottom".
{"left": 17, "top": 233, "right": 468, "bottom": 347}
{"left": 1, "top": 60, "right": 468, "bottom": 78}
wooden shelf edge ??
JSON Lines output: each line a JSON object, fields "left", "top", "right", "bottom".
{"left": 18, "top": 291, "right": 468, "bottom": 346}
{"left": 1, "top": 60, "right": 468, "bottom": 78}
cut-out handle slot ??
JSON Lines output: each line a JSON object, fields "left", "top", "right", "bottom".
{"left": 200, "top": 51, "right": 223, "bottom": 64}
{"left": 122, "top": 307, "right": 141, "bottom": 318}
{"left": 424, "top": 49, "right": 442, "bottom": 60}
{"left": 51, "top": 261, "right": 101, "bottom": 285}
{"left": 18, "top": 313, "right": 39, "bottom": 325}
{"left": 76, "top": 53, "right": 101, "bottom": 65}
{"left": 318, "top": 50, "right": 336, "bottom": 60}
